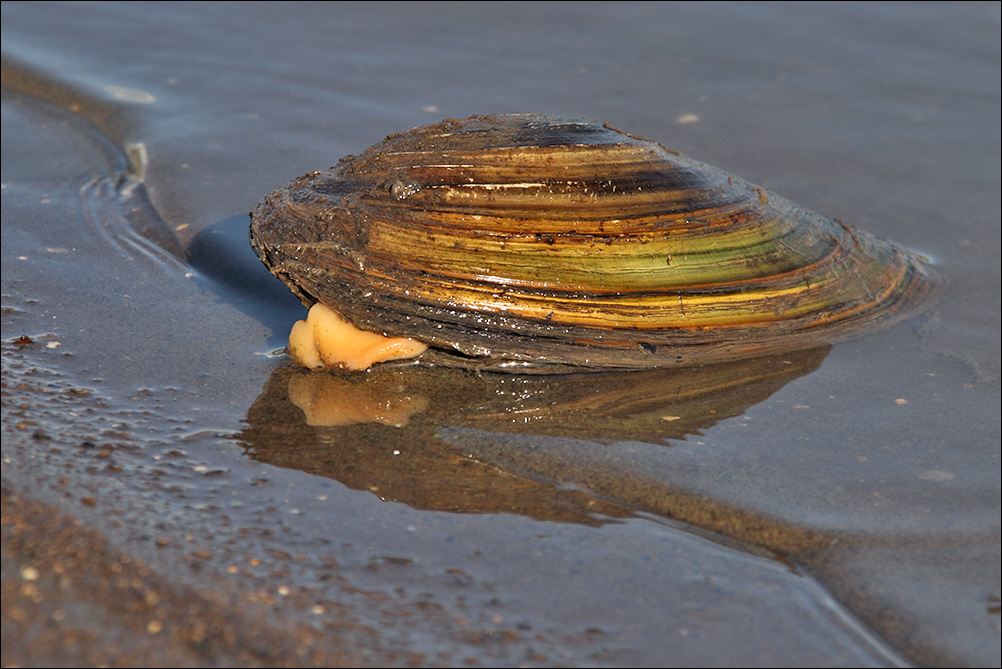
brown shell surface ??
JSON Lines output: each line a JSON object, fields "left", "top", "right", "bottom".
{"left": 250, "top": 113, "right": 939, "bottom": 371}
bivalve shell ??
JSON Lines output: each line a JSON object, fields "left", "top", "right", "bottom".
{"left": 250, "top": 113, "right": 939, "bottom": 371}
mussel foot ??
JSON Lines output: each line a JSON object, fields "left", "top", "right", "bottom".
{"left": 288, "top": 303, "right": 428, "bottom": 371}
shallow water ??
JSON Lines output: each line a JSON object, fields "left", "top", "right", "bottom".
{"left": 2, "top": 2, "right": 999, "bottom": 666}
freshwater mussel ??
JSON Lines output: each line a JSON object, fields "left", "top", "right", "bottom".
{"left": 250, "top": 113, "right": 938, "bottom": 372}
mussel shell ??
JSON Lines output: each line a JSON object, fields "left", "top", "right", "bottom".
{"left": 250, "top": 113, "right": 938, "bottom": 370}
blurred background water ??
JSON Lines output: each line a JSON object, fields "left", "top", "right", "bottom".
{"left": 2, "top": 2, "right": 999, "bottom": 666}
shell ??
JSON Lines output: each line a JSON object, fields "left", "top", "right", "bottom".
{"left": 249, "top": 113, "right": 939, "bottom": 371}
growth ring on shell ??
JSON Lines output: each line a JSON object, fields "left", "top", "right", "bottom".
{"left": 249, "top": 113, "right": 939, "bottom": 371}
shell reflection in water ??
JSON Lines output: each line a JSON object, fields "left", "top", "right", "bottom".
{"left": 250, "top": 113, "right": 939, "bottom": 372}
{"left": 241, "top": 345, "right": 829, "bottom": 520}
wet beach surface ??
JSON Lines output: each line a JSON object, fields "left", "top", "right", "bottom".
{"left": 2, "top": 2, "right": 999, "bottom": 666}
